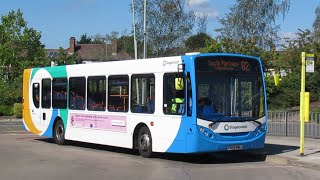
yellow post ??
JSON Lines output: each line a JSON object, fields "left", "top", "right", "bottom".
{"left": 274, "top": 74, "right": 280, "bottom": 86}
{"left": 300, "top": 52, "right": 306, "bottom": 156}
{"left": 304, "top": 92, "right": 310, "bottom": 123}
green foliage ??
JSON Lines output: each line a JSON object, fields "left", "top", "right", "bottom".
{"left": 200, "top": 38, "right": 222, "bottom": 53}
{"left": 118, "top": 35, "right": 135, "bottom": 57}
{"left": 201, "top": 37, "right": 263, "bottom": 57}
{"left": 0, "top": 9, "right": 48, "bottom": 81}
{"left": 54, "top": 48, "right": 82, "bottom": 65}
{"left": 267, "top": 73, "right": 300, "bottom": 109}
{"left": 216, "top": 0, "right": 290, "bottom": 50}
{"left": 78, "top": 33, "right": 92, "bottom": 44}
{"left": 13, "top": 103, "right": 22, "bottom": 118}
{"left": 185, "top": 33, "right": 212, "bottom": 52}
{"left": 0, "top": 79, "right": 22, "bottom": 106}
{"left": 0, "top": 105, "right": 13, "bottom": 116}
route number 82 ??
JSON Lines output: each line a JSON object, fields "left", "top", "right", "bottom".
{"left": 241, "top": 61, "right": 250, "bottom": 71}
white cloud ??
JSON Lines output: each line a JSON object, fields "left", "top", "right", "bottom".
{"left": 194, "top": 10, "right": 218, "bottom": 19}
{"left": 187, "top": 0, "right": 219, "bottom": 19}
{"left": 280, "top": 32, "right": 298, "bottom": 40}
{"left": 188, "top": 0, "right": 210, "bottom": 7}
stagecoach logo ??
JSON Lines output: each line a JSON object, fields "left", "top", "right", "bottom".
{"left": 163, "top": 60, "right": 180, "bottom": 66}
{"left": 224, "top": 124, "right": 248, "bottom": 131}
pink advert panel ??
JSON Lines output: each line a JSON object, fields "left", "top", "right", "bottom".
{"left": 70, "top": 113, "right": 127, "bottom": 132}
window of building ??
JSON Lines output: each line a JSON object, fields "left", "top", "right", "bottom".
{"left": 52, "top": 78, "right": 68, "bottom": 109}
{"left": 32, "top": 83, "right": 40, "bottom": 108}
{"left": 131, "top": 74, "right": 155, "bottom": 114}
{"left": 163, "top": 73, "right": 185, "bottom": 115}
{"left": 108, "top": 75, "right": 129, "bottom": 112}
{"left": 69, "top": 77, "right": 86, "bottom": 110}
{"left": 88, "top": 76, "right": 106, "bottom": 111}
{"left": 41, "top": 79, "right": 51, "bottom": 109}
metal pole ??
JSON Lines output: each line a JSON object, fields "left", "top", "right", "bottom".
{"left": 132, "top": 0, "right": 138, "bottom": 59}
{"left": 300, "top": 52, "right": 306, "bottom": 156}
{"left": 106, "top": 37, "right": 108, "bottom": 61}
{"left": 143, "top": 0, "right": 147, "bottom": 59}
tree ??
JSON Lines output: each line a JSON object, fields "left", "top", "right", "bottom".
{"left": 0, "top": 9, "right": 48, "bottom": 81}
{"left": 313, "top": 6, "right": 320, "bottom": 32}
{"left": 78, "top": 33, "right": 92, "bottom": 44}
{"left": 117, "top": 35, "right": 135, "bottom": 57}
{"left": 54, "top": 48, "right": 81, "bottom": 65}
{"left": 216, "top": 0, "right": 290, "bottom": 50}
{"left": 105, "top": 31, "right": 119, "bottom": 43}
{"left": 92, "top": 33, "right": 105, "bottom": 44}
{"left": 185, "top": 32, "right": 212, "bottom": 52}
{"left": 132, "top": 0, "right": 195, "bottom": 57}
{"left": 197, "top": 13, "right": 208, "bottom": 34}
{"left": 264, "top": 28, "right": 320, "bottom": 109}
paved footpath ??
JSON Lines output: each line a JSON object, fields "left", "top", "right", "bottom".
{"left": 0, "top": 117, "right": 319, "bottom": 170}
{"left": 259, "top": 136, "right": 320, "bottom": 170}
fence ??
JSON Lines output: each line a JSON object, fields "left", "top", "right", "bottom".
{"left": 267, "top": 111, "right": 320, "bottom": 138}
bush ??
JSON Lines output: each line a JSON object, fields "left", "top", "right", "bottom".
{"left": 13, "top": 103, "right": 22, "bottom": 118}
{"left": 0, "top": 105, "right": 13, "bottom": 116}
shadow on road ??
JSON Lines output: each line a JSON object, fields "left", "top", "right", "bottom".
{"left": 34, "top": 138, "right": 298, "bottom": 164}
{"left": 36, "top": 138, "right": 140, "bottom": 156}
{"left": 256, "top": 143, "right": 299, "bottom": 155}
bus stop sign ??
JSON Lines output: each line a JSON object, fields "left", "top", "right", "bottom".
{"left": 306, "top": 54, "right": 315, "bottom": 73}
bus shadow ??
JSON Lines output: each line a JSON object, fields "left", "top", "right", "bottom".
{"left": 156, "top": 152, "right": 267, "bottom": 164}
{"left": 35, "top": 138, "right": 140, "bottom": 156}
{"left": 34, "top": 138, "right": 298, "bottom": 164}
{"left": 156, "top": 143, "right": 299, "bottom": 164}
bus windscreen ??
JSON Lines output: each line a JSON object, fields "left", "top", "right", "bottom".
{"left": 195, "top": 56, "right": 264, "bottom": 121}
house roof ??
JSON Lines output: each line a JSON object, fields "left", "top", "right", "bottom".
{"left": 68, "top": 44, "right": 133, "bottom": 61}
{"left": 46, "top": 49, "right": 59, "bottom": 58}
{"left": 46, "top": 37, "right": 133, "bottom": 62}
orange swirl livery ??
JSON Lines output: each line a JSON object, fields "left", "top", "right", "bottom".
{"left": 23, "top": 69, "right": 41, "bottom": 135}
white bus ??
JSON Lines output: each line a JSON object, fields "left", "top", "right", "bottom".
{"left": 23, "top": 53, "right": 267, "bottom": 157}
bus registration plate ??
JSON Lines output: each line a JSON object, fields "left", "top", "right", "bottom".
{"left": 227, "top": 145, "right": 243, "bottom": 151}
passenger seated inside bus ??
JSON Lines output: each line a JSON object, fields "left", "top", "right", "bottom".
{"left": 197, "top": 97, "right": 218, "bottom": 118}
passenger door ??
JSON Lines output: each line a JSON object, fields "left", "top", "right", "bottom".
{"left": 30, "top": 79, "right": 41, "bottom": 126}
{"left": 40, "top": 78, "right": 52, "bottom": 127}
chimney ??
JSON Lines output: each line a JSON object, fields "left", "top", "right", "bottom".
{"left": 111, "top": 40, "right": 117, "bottom": 55}
{"left": 69, "top": 37, "right": 76, "bottom": 54}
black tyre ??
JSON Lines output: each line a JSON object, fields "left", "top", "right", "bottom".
{"left": 137, "top": 126, "right": 153, "bottom": 158}
{"left": 53, "top": 120, "right": 66, "bottom": 145}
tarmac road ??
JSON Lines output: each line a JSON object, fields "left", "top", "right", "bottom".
{"left": 0, "top": 120, "right": 319, "bottom": 180}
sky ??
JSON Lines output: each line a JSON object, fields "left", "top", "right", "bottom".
{"left": 1, "top": 0, "right": 320, "bottom": 49}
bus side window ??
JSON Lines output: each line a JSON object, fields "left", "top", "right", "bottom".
{"left": 52, "top": 78, "right": 68, "bottom": 109}
{"left": 163, "top": 73, "right": 185, "bottom": 115}
{"left": 69, "top": 77, "right": 86, "bottom": 110}
{"left": 108, "top": 75, "right": 129, "bottom": 112}
{"left": 87, "top": 76, "right": 106, "bottom": 111}
{"left": 131, "top": 74, "right": 155, "bottom": 114}
{"left": 32, "top": 83, "right": 40, "bottom": 108}
{"left": 41, "top": 79, "right": 51, "bottom": 109}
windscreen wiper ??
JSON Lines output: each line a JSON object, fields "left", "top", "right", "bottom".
{"left": 208, "top": 118, "right": 262, "bottom": 125}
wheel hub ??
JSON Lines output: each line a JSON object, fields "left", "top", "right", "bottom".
{"left": 139, "top": 133, "right": 150, "bottom": 151}
{"left": 56, "top": 124, "right": 64, "bottom": 140}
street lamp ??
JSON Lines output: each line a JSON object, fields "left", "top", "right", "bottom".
{"left": 132, "top": 0, "right": 138, "bottom": 59}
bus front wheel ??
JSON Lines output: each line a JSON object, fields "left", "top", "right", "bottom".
{"left": 137, "top": 126, "right": 153, "bottom": 158}
{"left": 54, "top": 120, "right": 66, "bottom": 145}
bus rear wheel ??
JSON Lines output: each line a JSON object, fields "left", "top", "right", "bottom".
{"left": 137, "top": 126, "right": 153, "bottom": 158}
{"left": 54, "top": 120, "right": 66, "bottom": 145}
